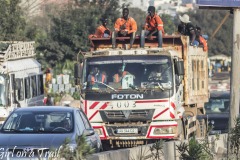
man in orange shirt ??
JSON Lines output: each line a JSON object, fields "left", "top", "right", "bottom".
{"left": 143, "top": 6, "right": 164, "bottom": 47}
{"left": 89, "top": 18, "right": 111, "bottom": 38}
{"left": 112, "top": 8, "right": 137, "bottom": 49}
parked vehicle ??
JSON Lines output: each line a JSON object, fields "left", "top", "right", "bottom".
{"left": 74, "top": 35, "right": 209, "bottom": 149}
{"left": 198, "top": 91, "right": 230, "bottom": 134}
{"left": 0, "top": 106, "right": 102, "bottom": 159}
{"left": 0, "top": 41, "right": 44, "bottom": 124}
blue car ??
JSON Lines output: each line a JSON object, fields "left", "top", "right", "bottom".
{"left": 198, "top": 91, "right": 230, "bottom": 135}
{"left": 0, "top": 106, "right": 102, "bottom": 159}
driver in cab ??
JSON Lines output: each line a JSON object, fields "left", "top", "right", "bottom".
{"left": 148, "top": 63, "right": 171, "bottom": 82}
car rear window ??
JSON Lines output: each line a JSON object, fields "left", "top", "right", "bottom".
{"left": 205, "top": 98, "right": 230, "bottom": 114}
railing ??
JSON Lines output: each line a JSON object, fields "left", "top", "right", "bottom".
{"left": 0, "top": 41, "right": 35, "bottom": 62}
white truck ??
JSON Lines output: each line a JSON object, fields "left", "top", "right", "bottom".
{"left": 0, "top": 41, "right": 44, "bottom": 124}
{"left": 74, "top": 35, "right": 209, "bottom": 149}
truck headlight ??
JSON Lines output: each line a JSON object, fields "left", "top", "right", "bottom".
{"left": 153, "top": 126, "right": 177, "bottom": 135}
{"left": 94, "top": 128, "right": 103, "bottom": 136}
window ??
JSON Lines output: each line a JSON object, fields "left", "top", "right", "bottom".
{"left": 79, "top": 111, "right": 91, "bottom": 129}
{"left": 24, "top": 77, "right": 30, "bottom": 99}
{"left": 37, "top": 74, "right": 44, "bottom": 96}
{"left": 75, "top": 111, "right": 85, "bottom": 134}
{"left": 31, "top": 76, "right": 37, "bottom": 97}
{"left": 17, "top": 79, "right": 24, "bottom": 101}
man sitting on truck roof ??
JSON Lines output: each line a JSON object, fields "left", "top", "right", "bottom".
{"left": 112, "top": 8, "right": 137, "bottom": 49}
{"left": 143, "top": 6, "right": 164, "bottom": 47}
{"left": 178, "top": 14, "right": 199, "bottom": 47}
{"left": 89, "top": 17, "right": 111, "bottom": 38}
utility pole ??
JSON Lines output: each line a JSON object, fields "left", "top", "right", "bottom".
{"left": 229, "top": 8, "right": 240, "bottom": 129}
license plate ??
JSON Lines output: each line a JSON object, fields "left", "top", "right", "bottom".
{"left": 117, "top": 128, "right": 138, "bottom": 134}
{"left": 210, "top": 130, "right": 221, "bottom": 134}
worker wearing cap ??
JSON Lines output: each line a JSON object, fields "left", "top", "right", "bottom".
{"left": 178, "top": 14, "right": 199, "bottom": 46}
{"left": 144, "top": 6, "right": 164, "bottom": 47}
{"left": 112, "top": 8, "right": 137, "bottom": 49}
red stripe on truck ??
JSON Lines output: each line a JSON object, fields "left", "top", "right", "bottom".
{"left": 135, "top": 100, "right": 168, "bottom": 103}
{"left": 89, "top": 102, "right": 100, "bottom": 109}
{"left": 153, "top": 108, "right": 169, "bottom": 119}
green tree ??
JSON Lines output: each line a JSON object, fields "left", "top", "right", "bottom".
{"left": 161, "top": 14, "right": 176, "bottom": 35}
{"left": 0, "top": 0, "right": 26, "bottom": 40}
{"left": 37, "top": 0, "right": 120, "bottom": 68}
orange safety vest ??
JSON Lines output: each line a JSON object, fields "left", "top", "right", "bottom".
{"left": 46, "top": 73, "right": 52, "bottom": 83}
{"left": 113, "top": 71, "right": 127, "bottom": 83}
{"left": 145, "top": 14, "right": 164, "bottom": 34}
{"left": 114, "top": 17, "right": 137, "bottom": 34}
{"left": 95, "top": 25, "right": 111, "bottom": 38}
{"left": 90, "top": 74, "right": 106, "bottom": 84}
{"left": 199, "top": 36, "right": 208, "bottom": 52}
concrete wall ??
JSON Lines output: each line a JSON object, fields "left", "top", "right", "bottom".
{"left": 88, "top": 134, "right": 228, "bottom": 160}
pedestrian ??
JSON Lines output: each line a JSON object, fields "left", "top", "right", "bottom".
{"left": 44, "top": 94, "right": 53, "bottom": 106}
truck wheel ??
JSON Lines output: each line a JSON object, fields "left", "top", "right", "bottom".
{"left": 177, "top": 119, "right": 186, "bottom": 141}
{"left": 196, "top": 119, "right": 206, "bottom": 138}
{"left": 179, "top": 119, "right": 186, "bottom": 141}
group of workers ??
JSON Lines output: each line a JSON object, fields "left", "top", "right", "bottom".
{"left": 90, "top": 6, "right": 208, "bottom": 51}
{"left": 87, "top": 63, "right": 172, "bottom": 89}
{"left": 87, "top": 66, "right": 131, "bottom": 86}
{"left": 90, "top": 6, "right": 164, "bottom": 48}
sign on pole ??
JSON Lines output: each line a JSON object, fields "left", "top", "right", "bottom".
{"left": 196, "top": 0, "right": 240, "bottom": 7}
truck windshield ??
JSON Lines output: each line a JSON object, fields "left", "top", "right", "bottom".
{"left": 83, "top": 55, "right": 173, "bottom": 91}
{"left": 0, "top": 75, "right": 6, "bottom": 106}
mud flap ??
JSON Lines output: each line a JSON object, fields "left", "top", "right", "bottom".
{"left": 196, "top": 119, "right": 207, "bottom": 138}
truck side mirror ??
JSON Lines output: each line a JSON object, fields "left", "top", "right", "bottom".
{"left": 74, "top": 63, "right": 82, "bottom": 79}
{"left": 74, "top": 62, "right": 83, "bottom": 85}
{"left": 175, "top": 61, "right": 184, "bottom": 75}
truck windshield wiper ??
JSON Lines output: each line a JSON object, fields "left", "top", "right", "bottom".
{"left": 129, "top": 84, "right": 140, "bottom": 91}
{"left": 94, "top": 81, "right": 118, "bottom": 92}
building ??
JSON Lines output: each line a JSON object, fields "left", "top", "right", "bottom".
{"left": 20, "top": 0, "right": 73, "bottom": 18}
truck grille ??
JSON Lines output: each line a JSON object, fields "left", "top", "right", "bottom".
{"left": 100, "top": 109, "right": 154, "bottom": 122}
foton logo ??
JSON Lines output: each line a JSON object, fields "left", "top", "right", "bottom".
{"left": 111, "top": 94, "right": 144, "bottom": 100}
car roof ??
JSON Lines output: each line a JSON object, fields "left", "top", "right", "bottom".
{"left": 210, "top": 91, "right": 230, "bottom": 98}
{"left": 13, "top": 106, "right": 79, "bottom": 112}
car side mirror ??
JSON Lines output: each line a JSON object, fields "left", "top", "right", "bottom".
{"left": 83, "top": 129, "right": 95, "bottom": 136}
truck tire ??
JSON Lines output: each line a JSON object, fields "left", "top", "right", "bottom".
{"left": 196, "top": 119, "right": 206, "bottom": 138}
{"left": 140, "top": 30, "right": 145, "bottom": 48}
{"left": 178, "top": 118, "right": 186, "bottom": 141}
